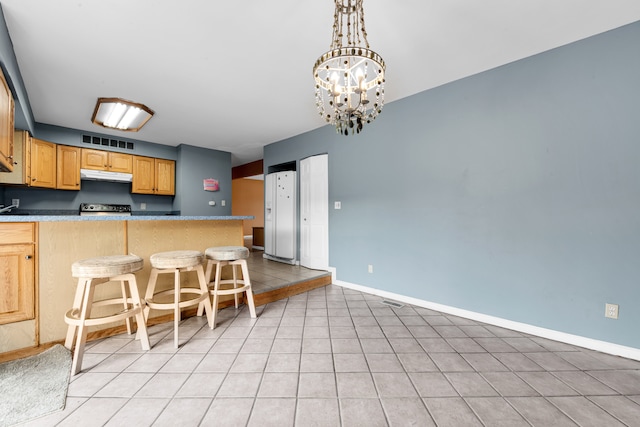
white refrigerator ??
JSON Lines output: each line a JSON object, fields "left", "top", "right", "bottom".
{"left": 264, "top": 171, "right": 297, "bottom": 264}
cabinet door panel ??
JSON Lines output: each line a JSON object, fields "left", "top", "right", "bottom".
{"left": 81, "top": 148, "right": 108, "bottom": 170}
{"left": 155, "top": 159, "right": 175, "bottom": 195}
{"left": 132, "top": 155, "right": 155, "bottom": 194}
{"left": 0, "top": 67, "right": 14, "bottom": 172}
{"left": 31, "top": 139, "right": 56, "bottom": 188}
{"left": 0, "top": 244, "right": 35, "bottom": 325}
{"left": 57, "top": 145, "right": 81, "bottom": 190}
{"left": 109, "top": 152, "right": 133, "bottom": 173}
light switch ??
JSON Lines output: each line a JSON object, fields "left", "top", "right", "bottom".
{"left": 334, "top": 201, "right": 341, "bottom": 209}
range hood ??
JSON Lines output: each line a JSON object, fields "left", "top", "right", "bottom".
{"left": 80, "top": 168, "right": 133, "bottom": 183}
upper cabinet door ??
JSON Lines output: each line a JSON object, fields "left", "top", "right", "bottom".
{"left": 108, "top": 152, "right": 133, "bottom": 173}
{"left": 0, "top": 67, "right": 15, "bottom": 172}
{"left": 131, "top": 155, "right": 155, "bottom": 194}
{"left": 30, "top": 138, "right": 57, "bottom": 188}
{"left": 57, "top": 145, "right": 81, "bottom": 190}
{"left": 81, "top": 148, "right": 132, "bottom": 173}
{"left": 81, "top": 148, "right": 109, "bottom": 171}
{"left": 155, "top": 158, "right": 175, "bottom": 195}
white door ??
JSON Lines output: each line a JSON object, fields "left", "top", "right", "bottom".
{"left": 300, "top": 154, "right": 329, "bottom": 270}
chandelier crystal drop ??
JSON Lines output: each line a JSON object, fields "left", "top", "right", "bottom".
{"left": 313, "top": 0, "right": 385, "bottom": 135}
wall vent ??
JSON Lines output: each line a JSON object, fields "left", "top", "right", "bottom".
{"left": 380, "top": 300, "right": 404, "bottom": 308}
{"left": 82, "top": 134, "right": 135, "bottom": 150}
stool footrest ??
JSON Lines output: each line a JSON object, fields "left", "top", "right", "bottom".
{"left": 146, "top": 288, "right": 208, "bottom": 310}
{"left": 64, "top": 306, "right": 143, "bottom": 327}
{"left": 211, "top": 284, "right": 252, "bottom": 296}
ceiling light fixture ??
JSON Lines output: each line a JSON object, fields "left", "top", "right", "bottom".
{"left": 91, "top": 97, "right": 154, "bottom": 132}
{"left": 313, "top": 0, "right": 385, "bottom": 135}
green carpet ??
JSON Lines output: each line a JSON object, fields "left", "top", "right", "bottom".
{"left": 0, "top": 345, "right": 71, "bottom": 426}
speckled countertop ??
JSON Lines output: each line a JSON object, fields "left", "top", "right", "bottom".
{"left": 0, "top": 214, "right": 253, "bottom": 222}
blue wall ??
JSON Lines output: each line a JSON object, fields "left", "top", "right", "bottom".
{"left": 176, "top": 144, "right": 232, "bottom": 216}
{"left": 265, "top": 21, "right": 640, "bottom": 349}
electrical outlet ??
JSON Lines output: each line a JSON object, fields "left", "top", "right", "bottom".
{"left": 605, "top": 303, "right": 619, "bottom": 319}
{"left": 140, "top": 203, "right": 146, "bottom": 210}
{"left": 221, "top": 200, "right": 226, "bottom": 206}
{"left": 335, "top": 201, "right": 342, "bottom": 209}
{"left": 12, "top": 199, "right": 19, "bottom": 208}
{"left": 368, "top": 264, "right": 373, "bottom": 273}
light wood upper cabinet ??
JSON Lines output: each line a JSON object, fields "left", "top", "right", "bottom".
{"left": 0, "top": 130, "right": 30, "bottom": 185}
{"left": 0, "top": 223, "right": 35, "bottom": 325}
{"left": 57, "top": 145, "right": 81, "bottom": 190}
{"left": 131, "top": 155, "right": 154, "bottom": 194}
{"left": 155, "top": 158, "right": 175, "bottom": 195}
{"left": 0, "top": 67, "right": 15, "bottom": 172}
{"left": 30, "top": 138, "right": 56, "bottom": 188}
{"left": 81, "top": 148, "right": 132, "bottom": 173}
{"left": 132, "top": 155, "right": 175, "bottom": 195}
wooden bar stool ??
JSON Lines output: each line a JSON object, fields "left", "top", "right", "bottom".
{"left": 64, "top": 254, "right": 150, "bottom": 375}
{"left": 144, "top": 250, "right": 213, "bottom": 348}
{"left": 199, "top": 245, "right": 257, "bottom": 328}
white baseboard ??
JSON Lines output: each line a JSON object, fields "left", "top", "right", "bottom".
{"left": 334, "top": 279, "right": 640, "bottom": 361}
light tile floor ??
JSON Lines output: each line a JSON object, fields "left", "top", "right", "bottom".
{"left": 25, "top": 285, "right": 640, "bottom": 426}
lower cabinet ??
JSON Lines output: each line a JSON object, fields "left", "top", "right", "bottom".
{"left": 0, "top": 223, "right": 35, "bottom": 325}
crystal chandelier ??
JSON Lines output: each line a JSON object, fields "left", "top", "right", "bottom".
{"left": 313, "top": 0, "right": 385, "bottom": 135}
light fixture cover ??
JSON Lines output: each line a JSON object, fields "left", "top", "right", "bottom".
{"left": 91, "top": 97, "right": 154, "bottom": 132}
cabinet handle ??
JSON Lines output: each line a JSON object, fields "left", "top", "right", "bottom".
{"left": 25, "top": 255, "right": 32, "bottom": 260}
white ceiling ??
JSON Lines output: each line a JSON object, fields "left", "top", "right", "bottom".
{"left": 2, "top": 0, "right": 640, "bottom": 166}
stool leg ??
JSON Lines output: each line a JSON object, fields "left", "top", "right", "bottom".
{"left": 125, "top": 274, "right": 150, "bottom": 351}
{"left": 72, "top": 278, "right": 96, "bottom": 375}
{"left": 197, "top": 259, "right": 215, "bottom": 317}
{"left": 143, "top": 268, "right": 160, "bottom": 323}
{"left": 239, "top": 260, "right": 257, "bottom": 318}
{"left": 174, "top": 268, "right": 180, "bottom": 348}
{"left": 211, "top": 261, "right": 223, "bottom": 328}
{"left": 232, "top": 264, "right": 239, "bottom": 308}
{"left": 196, "top": 263, "right": 214, "bottom": 329}
{"left": 65, "top": 277, "right": 89, "bottom": 349}
{"left": 120, "top": 279, "right": 132, "bottom": 335}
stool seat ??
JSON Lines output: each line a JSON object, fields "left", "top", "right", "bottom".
{"left": 205, "top": 246, "right": 250, "bottom": 261}
{"left": 150, "top": 250, "right": 204, "bottom": 269}
{"left": 65, "top": 254, "right": 150, "bottom": 375}
{"left": 72, "top": 254, "right": 143, "bottom": 278}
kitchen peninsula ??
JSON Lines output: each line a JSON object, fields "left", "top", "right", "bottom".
{"left": 0, "top": 215, "right": 252, "bottom": 354}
